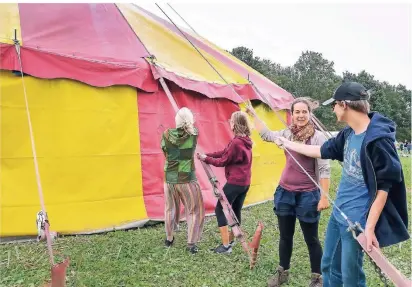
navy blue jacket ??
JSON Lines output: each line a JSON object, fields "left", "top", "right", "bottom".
{"left": 321, "top": 112, "right": 409, "bottom": 247}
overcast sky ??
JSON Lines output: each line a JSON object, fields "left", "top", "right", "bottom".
{"left": 138, "top": 2, "right": 411, "bottom": 89}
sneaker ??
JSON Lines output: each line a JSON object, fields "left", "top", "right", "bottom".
{"left": 164, "top": 237, "right": 174, "bottom": 247}
{"left": 309, "top": 273, "right": 323, "bottom": 287}
{"left": 213, "top": 244, "right": 232, "bottom": 254}
{"left": 187, "top": 245, "right": 199, "bottom": 254}
{"left": 229, "top": 240, "right": 236, "bottom": 247}
{"left": 267, "top": 266, "right": 289, "bottom": 287}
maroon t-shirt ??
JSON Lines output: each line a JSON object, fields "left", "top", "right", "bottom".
{"left": 279, "top": 139, "right": 317, "bottom": 192}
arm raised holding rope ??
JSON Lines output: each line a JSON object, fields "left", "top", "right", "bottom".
{"left": 247, "top": 100, "right": 331, "bottom": 286}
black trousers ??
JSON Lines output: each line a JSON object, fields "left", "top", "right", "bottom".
{"left": 277, "top": 215, "right": 322, "bottom": 274}
{"left": 215, "top": 183, "right": 249, "bottom": 227}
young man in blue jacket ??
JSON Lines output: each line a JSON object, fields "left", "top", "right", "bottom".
{"left": 275, "top": 82, "right": 409, "bottom": 287}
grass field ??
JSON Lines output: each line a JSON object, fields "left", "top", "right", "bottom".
{"left": 1, "top": 158, "right": 410, "bottom": 287}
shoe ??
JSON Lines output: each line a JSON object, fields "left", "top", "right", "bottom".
{"left": 229, "top": 240, "right": 236, "bottom": 247}
{"left": 309, "top": 273, "right": 323, "bottom": 287}
{"left": 164, "top": 237, "right": 174, "bottom": 247}
{"left": 267, "top": 266, "right": 289, "bottom": 287}
{"left": 212, "top": 244, "right": 232, "bottom": 254}
{"left": 187, "top": 245, "right": 199, "bottom": 254}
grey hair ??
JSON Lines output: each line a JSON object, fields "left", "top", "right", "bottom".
{"left": 175, "top": 107, "right": 196, "bottom": 135}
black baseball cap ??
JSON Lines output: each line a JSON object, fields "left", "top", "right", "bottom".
{"left": 323, "top": 82, "right": 370, "bottom": 106}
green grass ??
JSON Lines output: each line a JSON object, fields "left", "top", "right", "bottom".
{"left": 1, "top": 158, "right": 410, "bottom": 287}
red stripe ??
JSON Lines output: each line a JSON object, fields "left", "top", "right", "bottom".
{"left": 151, "top": 64, "right": 292, "bottom": 110}
{"left": 138, "top": 82, "right": 238, "bottom": 219}
{"left": 19, "top": 4, "right": 149, "bottom": 61}
{"left": 0, "top": 44, "right": 19, "bottom": 70}
{"left": 9, "top": 4, "right": 157, "bottom": 91}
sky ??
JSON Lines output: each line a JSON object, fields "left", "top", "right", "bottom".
{"left": 138, "top": 2, "right": 411, "bottom": 89}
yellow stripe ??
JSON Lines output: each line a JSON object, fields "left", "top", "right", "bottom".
{"left": 0, "top": 70, "right": 147, "bottom": 236}
{"left": 189, "top": 32, "right": 277, "bottom": 88}
{"left": 239, "top": 103, "right": 287, "bottom": 205}
{"left": 116, "top": 3, "right": 247, "bottom": 85}
{"left": 0, "top": 4, "right": 22, "bottom": 45}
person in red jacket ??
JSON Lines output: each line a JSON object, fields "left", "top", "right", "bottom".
{"left": 198, "top": 111, "right": 253, "bottom": 254}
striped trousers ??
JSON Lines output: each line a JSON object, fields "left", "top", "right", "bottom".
{"left": 164, "top": 181, "right": 205, "bottom": 245}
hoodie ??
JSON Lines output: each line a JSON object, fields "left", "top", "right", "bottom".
{"left": 320, "top": 112, "right": 409, "bottom": 247}
{"left": 205, "top": 136, "right": 253, "bottom": 186}
{"left": 161, "top": 127, "right": 198, "bottom": 184}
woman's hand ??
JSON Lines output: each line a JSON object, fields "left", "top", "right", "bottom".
{"left": 317, "top": 197, "right": 330, "bottom": 211}
{"left": 245, "top": 105, "right": 257, "bottom": 117}
{"left": 274, "top": 136, "right": 289, "bottom": 149}
{"left": 197, "top": 153, "right": 206, "bottom": 161}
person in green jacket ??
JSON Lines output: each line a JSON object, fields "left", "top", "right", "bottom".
{"left": 161, "top": 107, "right": 205, "bottom": 254}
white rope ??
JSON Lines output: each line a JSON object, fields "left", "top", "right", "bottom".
{"left": 14, "top": 42, "right": 55, "bottom": 265}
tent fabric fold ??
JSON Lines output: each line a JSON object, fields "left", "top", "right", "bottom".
{"left": 0, "top": 3, "right": 293, "bottom": 237}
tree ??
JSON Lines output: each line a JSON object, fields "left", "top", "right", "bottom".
{"left": 291, "top": 51, "right": 343, "bottom": 130}
{"left": 231, "top": 46, "right": 410, "bottom": 140}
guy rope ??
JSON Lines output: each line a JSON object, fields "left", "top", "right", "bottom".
{"left": 118, "top": 4, "right": 264, "bottom": 269}
{"left": 161, "top": 4, "right": 411, "bottom": 286}
{"left": 13, "top": 29, "right": 69, "bottom": 287}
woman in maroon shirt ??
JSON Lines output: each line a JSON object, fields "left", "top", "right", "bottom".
{"left": 248, "top": 98, "right": 330, "bottom": 287}
{"left": 198, "top": 111, "right": 253, "bottom": 254}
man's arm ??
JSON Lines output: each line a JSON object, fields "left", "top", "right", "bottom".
{"left": 281, "top": 139, "right": 322, "bottom": 158}
{"left": 364, "top": 138, "right": 403, "bottom": 251}
{"left": 365, "top": 190, "right": 388, "bottom": 251}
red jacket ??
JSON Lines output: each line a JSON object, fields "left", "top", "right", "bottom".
{"left": 205, "top": 136, "right": 253, "bottom": 186}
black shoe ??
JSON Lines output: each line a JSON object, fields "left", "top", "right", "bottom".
{"left": 165, "top": 237, "right": 174, "bottom": 247}
{"left": 187, "top": 245, "right": 199, "bottom": 254}
{"left": 213, "top": 244, "right": 232, "bottom": 254}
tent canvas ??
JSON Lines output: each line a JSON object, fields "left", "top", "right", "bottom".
{"left": 0, "top": 3, "right": 294, "bottom": 238}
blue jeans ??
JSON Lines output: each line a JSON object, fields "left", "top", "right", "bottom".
{"left": 321, "top": 215, "right": 366, "bottom": 287}
{"left": 274, "top": 185, "right": 320, "bottom": 223}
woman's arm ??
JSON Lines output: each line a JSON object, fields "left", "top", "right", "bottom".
{"left": 315, "top": 132, "right": 331, "bottom": 210}
{"left": 206, "top": 148, "right": 226, "bottom": 158}
{"left": 202, "top": 141, "right": 238, "bottom": 167}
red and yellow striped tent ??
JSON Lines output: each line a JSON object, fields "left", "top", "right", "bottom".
{"left": 0, "top": 3, "right": 294, "bottom": 237}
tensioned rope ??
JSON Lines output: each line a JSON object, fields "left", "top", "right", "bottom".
{"left": 13, "top": 35, "right": 55, "bottom": 266}
{"left": 158, "top": 5, "right": 412, "bottom": 285}
{"left": 155, "top": 3, "right": 353, "bottom": 227}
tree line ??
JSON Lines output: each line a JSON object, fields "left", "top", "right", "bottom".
{"left": 231, "top": 46, "right": 411, "bottom": 141}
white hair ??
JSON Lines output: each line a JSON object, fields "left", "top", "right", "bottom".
{"left": 175, "top": 107, "right": 196, "bottom": 135}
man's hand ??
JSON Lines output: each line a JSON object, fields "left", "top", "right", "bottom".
{"left": 317, "top": 197, "right": 330, "bottom": 211}
{"left": 365, "top": 227, "right": 379, "bottom": 252}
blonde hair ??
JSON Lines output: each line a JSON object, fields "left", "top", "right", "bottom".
{"left": 231, "top": 111, "right": 252, "bottom": 136}
{"left": 175, "top": 107, "right": 196, "bottom": 135}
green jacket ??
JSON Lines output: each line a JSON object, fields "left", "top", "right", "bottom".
{"left": 161, "top": 127, "right": 198, "bottom": 184}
